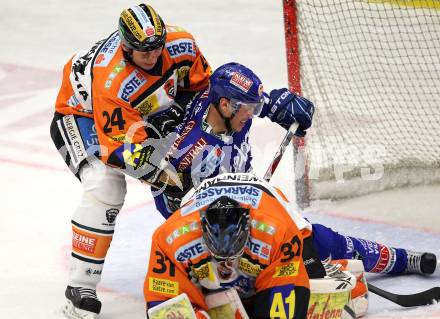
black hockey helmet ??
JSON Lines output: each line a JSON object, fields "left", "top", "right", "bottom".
{"left": 200, "top": 196, "right": 250, "bottom": 260}
{"left": 118, "top": 4, "right": 167, "bottom": 52}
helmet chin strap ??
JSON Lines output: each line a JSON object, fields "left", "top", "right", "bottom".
{"left": 214, "top": 102, "right": 236, "bottom": 133}
{"left": 122, "top": 47, "right": 134, "bottom": 62}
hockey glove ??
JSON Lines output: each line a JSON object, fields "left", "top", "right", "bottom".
{"left": 147, "top": 102, "right": 185, "bottom": 138}
{"left": 162, "top": 172, "right": 194, "bottom": 207}
{"left": 266, "top": 88, "right": 314, "bottom": 136}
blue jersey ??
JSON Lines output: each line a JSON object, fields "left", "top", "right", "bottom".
{"left": 170, "top": 91, "right": 253, "bottom": 179}
{"left": 154, "top": 90, "right": 266, "bottom": 218}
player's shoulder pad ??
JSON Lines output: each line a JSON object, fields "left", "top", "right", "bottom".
{"left": 154, "top": 212, "right": 202, "bottom": 247}
{"left": 165, "top": 25, "right": 194, "bottom": 40}
{"left": 164, "top": 27, "right": 198, "bottom": 60}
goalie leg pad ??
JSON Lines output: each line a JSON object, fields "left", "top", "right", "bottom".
{"left": 308, "top": 270, "right": 356, "bottom": 319}
{"left": 309, "top": 260, "right": 368, "bottom": 318}
{"left": 333, "top": 260, "right": 369, "bottom": 318}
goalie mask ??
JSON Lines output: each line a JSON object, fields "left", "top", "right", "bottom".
{"left": 200, "top": 196, "right": 250, "bottom": 260}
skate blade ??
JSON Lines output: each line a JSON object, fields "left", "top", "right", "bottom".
{"left": 62, "top": 300, "right": 98, "bottom": 319}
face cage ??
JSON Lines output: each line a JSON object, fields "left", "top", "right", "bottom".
{"left": 201, "top": 209, "right": 250, "bottom": 261}
{"left": 229, "top": 97, "right": 264, "bottom": 117}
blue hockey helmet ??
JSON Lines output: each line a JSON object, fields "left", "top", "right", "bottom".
{"left": 200, "top": 196, "right": 250, "bottom": 260}
{"left": 208, "top": 62, "right": 264, "bottom": 117}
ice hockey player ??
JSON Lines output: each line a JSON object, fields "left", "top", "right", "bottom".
{"left": 152, "top": 62, "right": 437, "bottom": 291}
{"left": 145, "top": 173, "right": 364, "bottom": 319}
{"left": 49, "top": 3, "right": 211, "bottom": 318}
{"left": 153, "top": 61, "right": 314, "bottom": 218}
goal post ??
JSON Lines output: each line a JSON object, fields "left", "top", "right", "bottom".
{"left": 283, "top": 0, "right": 311, "bottom": 209}
{"left": 283, "top": 0, "right": 440, "bottom": 206}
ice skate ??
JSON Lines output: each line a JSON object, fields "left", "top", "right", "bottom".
{"left": 404, "top": 251, "right": 437, "bottom": 275}
{"left": 62, "top": 286, "right": 101, "bottom": 319}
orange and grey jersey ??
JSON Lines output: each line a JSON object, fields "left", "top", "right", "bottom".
{"left": 54, "top": 25, "right": 211, "bottom": 168}
{"left": 144, "top": 173, "right": 311, "bottom": 316}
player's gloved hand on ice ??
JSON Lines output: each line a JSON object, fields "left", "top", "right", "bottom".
{"left": 147, "top": 102, "right": 185, "bottom": 138}
{"left": 265, "top": 88, "right": 314, "bottom": 136}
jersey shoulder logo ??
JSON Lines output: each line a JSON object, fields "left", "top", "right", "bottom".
{"left": 117, "top": 69, "right": 146, "bottom": 102}
{"left": 174, "top": 238, "right": 206, "bottom": 262}
{"left": 94, "top": 32, "right": 121, "bottom": 68}
{"left": 166, "top": 38, "right": 196, "bottom": 58}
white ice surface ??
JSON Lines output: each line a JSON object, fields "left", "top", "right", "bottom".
{"left": 1, "top": 1, "right": 440, "bottom": 318}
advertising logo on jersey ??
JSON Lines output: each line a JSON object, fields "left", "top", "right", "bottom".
{"left": 196, "top": 173, "right": 261, "bottom": 192}
{"left": 239, "top": 258, "right": 262, "bottom": 276}
{"left": 118, "top": 69, "right": 146, "bottom": 102}
{"left": 192, "top": 263, "right": 213, "bottom": 281}
{"left": 196, "top": 185, "right": 262, "bottom": 207}
{"left": 192, "top": 146, "right": 225, "bottom": 180}
{"left": 245, "top": 237, "right": 272, "bottom": 261}
{"left": 230, "top": 72, "right": 253, "bottom": 93}
{"left": 105, "top": 60, "right": 126, "bottom": 89}
{"left": 250, "top": 219, "right": 276, "bottom": 236}
{"left": 166, "top": 38, "right": 196, "bottom": 58}
{"left": 77, "top": 117, "right": 99, "bottom": 156}
{"left": 273, "top": 262, "right": 300, "bottom": 278}
{"left": 181, "top": 184, "right": 263, "bottom": 216}
{"left": 178, "top": 138, "right": 208, "bottom": 171}
{"left": 67, "top": 94, "right": 80, "bottom": 108}
{"left": 166, "top": 221, "right": 200, "bottom": 245}
{"left": 134, "top": 94, "right": 159, "bottom": 115}
{"left": 164, "top": 78, "right": 175, "bottom": 99}
{"left": 95, "top": 32, "right": 121, "bottom": 68}
{"left": 169, "top": 120, "right": 195, "bottom": 155}
{"left": 174, "top": 238, "right": 206, "bottom": 262}
{"left": 148, "top": 277, "right": 179, "bottom": 296}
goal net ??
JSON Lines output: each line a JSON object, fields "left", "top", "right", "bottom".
{"left": 285, "top": 0, "right": 440, "bottom": 202}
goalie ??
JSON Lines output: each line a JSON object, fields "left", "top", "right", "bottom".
{"left": 144, "top": 173, "right": 366, "bottom": 319}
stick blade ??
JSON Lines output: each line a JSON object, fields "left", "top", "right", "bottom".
{"left": 395, "top": 287, "right": 440, "bottom": 307}
{"left": 369, "top": 283, "right": 440, "bottom": 307}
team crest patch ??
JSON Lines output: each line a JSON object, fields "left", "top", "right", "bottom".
{"left": 106, "top": 208, "right": 119, "bottom": 224}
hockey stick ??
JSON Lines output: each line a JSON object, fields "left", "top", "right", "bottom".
{"left": 367, "top": 283, "right": 440, "bottom": 307}
{"left": 263, "top": 122, "right": 299, "bottom": 181}
{"left": 263, "top": 123, "right": 440, "bottom": 308}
